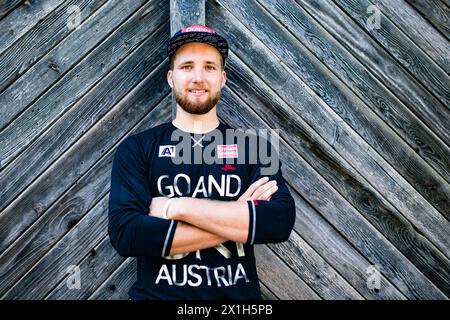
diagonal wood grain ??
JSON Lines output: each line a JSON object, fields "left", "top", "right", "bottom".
{"left": 0, "top": 0, "right": 63, "bottom": 55}
{"left": 0, "top": 0, "right": 108, "bottom": 94}
{"left": 0, "top": 0, "right": 148, "bottom": 130}
{"left": 211, "top": 0, "right": 450, "bottom": 221}
{"left": 0, "top": 74, "right": 171, "bottom": 297}
{"left": 219, "top": 86, "right": 447, "bottom": 299}
{"left": 221, "top": 58, "right": 450, "bottom": 295}
{"left": 372, "top": 0, "right": 450, "bottom": 74}
{"left": 332, "top": 0, "right": 450, "bottom": 107}
{"left": 0, "top": 0, "right": 20, "bottom": 20}
{"left": 295, "top": 0, "right": 450, "bottom": 147}
{"left": 406, "top": 0, "right": 450, "bottom": 39}
{"left": 258, "top": 0, "right": 450, "bottom": 185}
{"left": 0, "top": 20, "right": 169, "bottom": 236}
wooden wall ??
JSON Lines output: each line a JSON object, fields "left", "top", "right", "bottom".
{"left": 0, "top": 0, "right": 448, "bottom": 299}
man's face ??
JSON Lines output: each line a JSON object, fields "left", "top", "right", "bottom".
{"left": 167, "top": 42, "right": 226, "bottom": 115}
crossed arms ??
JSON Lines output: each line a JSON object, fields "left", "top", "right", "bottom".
{"left": 148, "top": 177, "right": 278, "bottom": 255}
{"left": 108, "top": 136, "right": 295, "bottom": 258}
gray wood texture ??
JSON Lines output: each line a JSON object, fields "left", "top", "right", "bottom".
{"left": 218, "top": 85, "right": 447, "bottom": 299}
{"left": 260, "top": 0, "right": 450, "bottom": 187}
{"left": 373, "top": 0, "right": 450, "bottom": 74}
{"left": 0, "top": 0, "right": 63, "bottom": 55}
{"left": 0, "top": 0, "right": 20, "bottom": 19}
{"left": 333, "top": 0, "right": 450, "bottom": 107}
{"left": 299, "top": 0, "right": 450, "bottom": 148}
{"left": 213, "top": 0, "right": 450, "bottom": 220}
{"left": 0, "top": 18, "right": 170, "bottom": 251}
{"left": 0, "top": 0, "right": 147, "bottom": 129}
{"left": 0, "top": 0, "right": 448, "bottom": 300}
{"left": 224, "top": 46, "right": 450, "bottom": 290}
{"left": 406, "top": 0, "right": 450, "bottom": 39}
{"left": 0, "top": 0, "right": 109, "bottom": 94}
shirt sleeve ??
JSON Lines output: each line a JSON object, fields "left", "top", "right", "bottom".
{"left": 108, "top": 136, "right": 177, "bottom": 257}
{"left": 245, "top": 138, "right": 296, "bottom": 245}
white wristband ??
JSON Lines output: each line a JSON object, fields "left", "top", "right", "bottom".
{"left": 163, "top": 198, "right": 175, "bottom": 219}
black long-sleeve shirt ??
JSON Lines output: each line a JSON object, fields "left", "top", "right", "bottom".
{"left": 108, "top": 121, "right": 295, "bottom": 299}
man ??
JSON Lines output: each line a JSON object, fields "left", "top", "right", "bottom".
{"left": 108, "top": 24, "right": 296, "bottom": 300}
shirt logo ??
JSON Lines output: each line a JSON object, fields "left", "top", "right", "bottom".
{"left": 159, "top": 145, "right": 176, "bottom": 157}
{"left": 221, "top": 164, "right": 236, "bottom": 171}
{"left": 217, "top": 144, "right": 238, "bottom": 158}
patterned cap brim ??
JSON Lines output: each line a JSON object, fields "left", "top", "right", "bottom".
{"left": 167, "top": 32, "right": 229, "bottom": 61}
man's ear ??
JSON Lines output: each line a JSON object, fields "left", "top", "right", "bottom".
{"left": 221, "top": 70, "right": 227, "bottom": 88}
{"left": 167, "top": 70, "right": 173, "bottom": 88}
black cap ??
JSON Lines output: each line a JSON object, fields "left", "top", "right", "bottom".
{"left": 167, "top": 24, "right": 229, "bottom": 64}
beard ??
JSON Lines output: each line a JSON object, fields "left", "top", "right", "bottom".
{"left": 173, "top": 84, "right": 221, "bottom": 115}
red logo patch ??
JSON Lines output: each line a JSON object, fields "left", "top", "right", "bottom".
{"left": 182, "top": 24, "right": 216, "bottom": 34}
{"left": 221, "top": 164, "right": 236, "bottom": 171}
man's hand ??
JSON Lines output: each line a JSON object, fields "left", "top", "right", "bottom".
{"left": 238, "top": 177, "right": 278, "bottom": 202}
{"left": 148, "top": 196, "right": 171, "bottom": 219}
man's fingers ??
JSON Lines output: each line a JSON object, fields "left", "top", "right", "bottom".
{"left": 260, "top": 185, "right": 278, "bottom": 200}
{"left": 241, "top": 177, "right": 269, "bottom": 199}
{"left": 252, "top": 180, "right": 277, "bottom": 199}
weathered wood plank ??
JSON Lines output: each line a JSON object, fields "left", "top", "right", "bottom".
{"left": 45, "top": 236, "right": 124, "bottom": 299}
{"left": 211, "top": 0, "right": 450, "bottom": 221}
{"left": 269, "top": 231, "right": 364, "bottom": 299}
{"left": 0, "top": 1, "right": 168, "bottom": 206}
{"left": 170, "top": 0, "right": 205, "bottom": 34}
{"left": 0, "top": 0, "right": 148, "bottom": 130}
{"left": 0, "top": 0, "right": 20, "bottom": 20}
{"left": 279, "top": 185, "right": 406, "bottom": 299}
{"left": 0, "top": 0, "right": 108, "bottom": 93}
{"left": 258, "top": 0, "right": 450, "bottom": 185}
{"left": 0, "top": 145, "right": 112, "bottom": 296}
{"left": 169, "top": 0, "right": 205, "bottom": 119}
{"left": 0, "top": 96, "right": 171, "bottom": 298}
{"left": 0, "top": 62, "right": 170, "bottom": 256}
{"left": 406, "top": 0, "right": 450, "bottom": 39}
{"left": 441, "top": 0, "right": 450, "bottom": 8}
{"left": 295, "top": 0, "right": 450, "bottom": 146}
{"left": 255, "top": 245, "right": 321, "bottom": 300}
{"left": 218, "top": 86, "right": 447, "bottom": 299}
{"left": 209, "top": 0, "right": 450, "bottom": 268}
{"left": 332, "top": 0, "right": 450, "bottom": 107}
{"left": 373, "top": 0, "right": 450, "bottom": 74}
{"left": 220, "top": 57, "right": 450, "bottom": 295}
{"left": 44, "top": 103, "right": 172, "bottom": 300}
{"left": 2, "top": 193, "right": 109, "bottom": 299}
{"left": 89, "top": 258, "right": 136, "bottom": 300}
{"left": 0, "top": 0, "right": 63, "bottom": 55}
{"left": 0, "top": 19, "right": 168, "bottom": 231}
{"left": 259, "top": 281, "right": 278, "bottom": 300}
